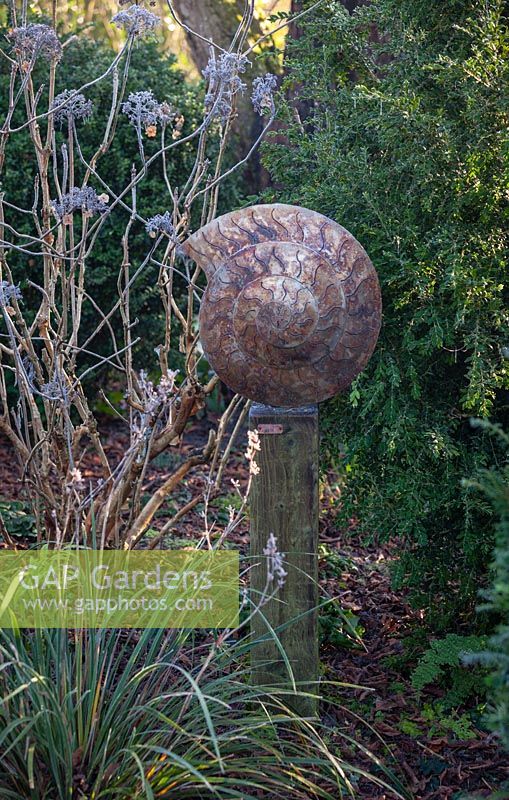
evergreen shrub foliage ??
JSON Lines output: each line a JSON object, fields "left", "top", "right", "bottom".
{"left": 263, "top": 0, "right": 509, "bottom": 626}
{"left": 468, "top": 422, "right": 509, "bottom": 749}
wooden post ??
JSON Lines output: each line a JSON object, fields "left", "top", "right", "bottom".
{"left": 249, "top": 403, "right": 319, "bottom": 717}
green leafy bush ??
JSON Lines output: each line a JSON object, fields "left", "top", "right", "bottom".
{"left": 320, "top": 598, "right": 365, "bottom": 650}
{"left": 399, "top": 704, "right": 477, "bottom": 741}
{"left": 0, "top": 500, "right": 37, "bottom": 543}
{"left": 263, "top": 0, "right": 509, "bottom": 626}
{"left": 318, "top": 544, "right": 365, "bottom": 649}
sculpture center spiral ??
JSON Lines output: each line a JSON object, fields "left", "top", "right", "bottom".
{"left": 232, "top": 274, "right": 320, "bottom": 367}
{"left": 208, "top": 244, "right": 348, "bottom": 370}
{"left": 252, "top": 278, "right": 318, "bottom": 348}
{"left": 257, "top": 301, "right": 294, "bottom": 340}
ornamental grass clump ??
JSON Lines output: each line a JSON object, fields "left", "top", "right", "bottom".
{"left": 0, "top": 625, "right": 407, "bottom": 799}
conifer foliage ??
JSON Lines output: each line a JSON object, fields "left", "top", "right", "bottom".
{"left": 264, "top": 0, "right": 509, "bottom": 625}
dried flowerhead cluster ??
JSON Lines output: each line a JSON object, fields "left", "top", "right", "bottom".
{"left": 251, "top": 73, "right": 277, "bottom": 116}
{"left": 203, "top": 52, "right": 249, "bottom": 123}
{"left": 51, "top": 91, "right": 93, "bottom": 126}
{"left": 51, "top": 187, "right": 109, "bottom": 220}
{"left": 9, "top": 23, "right": 62, "bottom": 62}
{"left": 264, "top": 532, "right": 287, "bottom": 589}
{"left": 245, "top": 429, "right": 261, "bottom": 476}
{"left": 172, "top": 113, "right": 185, "bottom": 141}
{"left": 0, "top": 281, "right": 22, "bottom": 308}
{"left": 40, "top": 371, "right": 71, "bottom": 404}
{"left": 138, "top": 370, "right": 179, "bottom": 416}
{"left": 66, "top": 467, "right": 86, "bottom": 494}
{"left": 111, "top": 5, "right": 160, "bottom": 37}
{"left": 122, "top": 91, "right": 174, "bottom": 138}
{"left": 146, "top": 211, "right": 175, "bottom": 239}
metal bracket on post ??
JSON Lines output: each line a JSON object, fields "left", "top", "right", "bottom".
{"left": 249, "top": 403, "right": 319, "bottom": 717}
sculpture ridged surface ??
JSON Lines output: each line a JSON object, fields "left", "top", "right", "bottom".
{"left": 182, "top": 203, "right": 381, "bottom": 407}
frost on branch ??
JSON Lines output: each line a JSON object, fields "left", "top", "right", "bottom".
{"left": 146, "top": 211, "right": 176, "bottom": 239}
{"left": 40, "top": 371, "right": 71, "bottom": 405}
{"left": 252, "top": 74, "right": 277, "bottom": 116}
{"left": 0, "top": 282, "right": 22, "bottom": 308}
{"left": 138, "top": 370, "right": 179, "bottom": 416}
{"left": 122, "top": 91, "right": 175, "bottom": 138}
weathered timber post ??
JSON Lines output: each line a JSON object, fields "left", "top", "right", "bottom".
{"left": 249, "top": 403, "right": 319, "bottom": 717}
{"left": 181, "top": 203, "right": 382, "bottom": 718}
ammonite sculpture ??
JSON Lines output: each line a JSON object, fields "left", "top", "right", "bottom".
{"left": 182, "top": 203, "right": 381, "bottom": 407}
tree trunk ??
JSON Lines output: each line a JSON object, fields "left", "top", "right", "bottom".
{"left": 287, "top": 0, "right": 304, "bottom": 42}
{"left": 172, "top": 0, "right": 262, "bottom": 74}
{"left": 172, "top": 0, "right": 270, "bottom": 190}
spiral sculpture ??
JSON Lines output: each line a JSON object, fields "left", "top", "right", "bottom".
{"left": 182, "top": 203, "right": 381, "bottom": 407}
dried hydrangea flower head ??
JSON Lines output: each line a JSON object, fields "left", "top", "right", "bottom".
{"left": 122, "top": 91, "right": 174, "bottom": 137}
{"left": 145, "top": 211, "right": 175, "bottom": 239}
{"left": 172, "top": 113, "right": 185, "bottom": 140}
{"left": 9, "top": 23, "right": 62, "bottom": 62}
{"left": 51, "top": 91, "right": 93, "bottom": 126}
{"left": 203, "top": 52, "right": 249, "bottom": 122}
{"left": 0, "top": 281, "right": 22, "bottom": 308}
{"left": 158, "top": 101, "right": 175, "bottom": 126}
{"left": 252, "top": 73, "right": 277, "bottom": 116}
{"left": 122, "top": 90, "right": 159, "bottom": 127}
{"left": 66, "top": 467, "right": 86, "bottom": 494}
{"left": 52, "top": 187, "right": 109, "bottom": 221}
{"left": 40, "top": 367, "right": 71, "bottom": 404}
{"left": 112, "top": 5, "right": 160, "bottom": 37}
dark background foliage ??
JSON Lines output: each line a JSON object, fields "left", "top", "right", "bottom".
{"left": 263, "top": 0, "right": 509, "bottom": 628}
{"left": 0, "top": 32, "right": 241, "bottom": 384}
